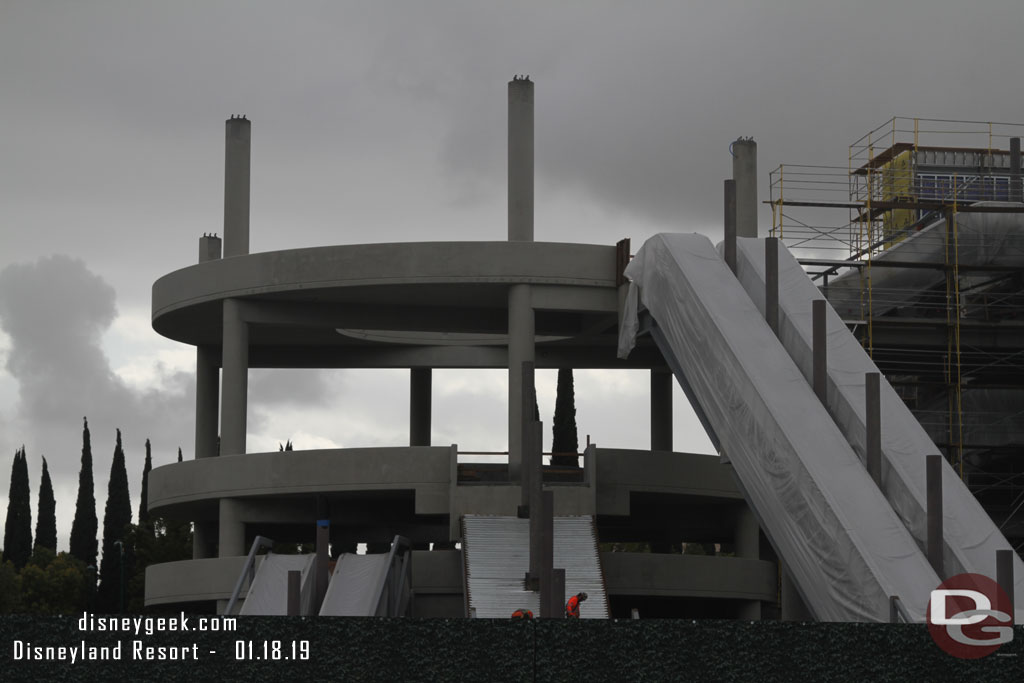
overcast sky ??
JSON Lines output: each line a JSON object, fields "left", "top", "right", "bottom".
{"left": 2, "top": 1, "right": 1023, "bottom": 553}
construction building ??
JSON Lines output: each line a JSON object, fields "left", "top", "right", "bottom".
{"left": 145, "top": 93, "right": 1023, "bottom": 622}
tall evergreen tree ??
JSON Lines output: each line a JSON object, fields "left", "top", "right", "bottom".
{"left": 3, "top": 447, "right": 33, "bottom": 569}
{"left": 177, "top": 447, "right": 182, "bottom": 463}
{"left": 35, "top": 456, "right": 57, "bottom": 552}
{"left": 70, "top": 418, "right": 98, "bottom": 569}
{"left": 139, "top": 439, "right": 152, "bottom": 528}
{"left": 551, "top": 368, "right": 580, "bottom": 467}
{"left": 98, "top": 429, "right": 132, "bottom": 613}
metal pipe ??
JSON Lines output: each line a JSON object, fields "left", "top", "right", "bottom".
{"left": 927, "top": 455, "right": 944, "bottom": 578}
{"left": 866, "top": 373, "right": 881, "bottom": 486}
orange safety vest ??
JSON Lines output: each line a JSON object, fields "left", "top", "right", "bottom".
{"left": 511, "top": 608, "right": 534, "bottom": 619}
{"left": 566, "top": 595, "right": 580, "bottom": 618}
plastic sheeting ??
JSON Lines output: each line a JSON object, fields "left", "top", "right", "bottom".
{"left": 618, "top": 233, "right": 939, "bottom": 622}
{"left": 730, "top": 236, "right": 1024, "bottom": 622}
{"left": 826, "top": 203, "right": 1024, "bottom": 319}
{"left": 319, "top": 553, "right": 390, "bottom": 616}
{"left": 239, "top": 553, "right": 316, "bottom": 615}
{"left": 463, "top": 515, "right": 609, "bottom": 619}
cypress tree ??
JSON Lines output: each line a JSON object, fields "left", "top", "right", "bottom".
{"left": 3, "top": 447, "right": 33, "bottom": 569}
{"left": 70, "top": 417, "right": 98, "bottom": 568}
{"left": 177, "top": 447, "right": 183, "bottom": 463}
{"left": 139, "top": 439, "right": 152, "bottom": 528}
{"left": 35, "top": 456, "right": 57, "bottom": 552}
{"left": 551, "top": 368, "right": 579, "bottom": 467}
{"left": 98, "top": 429, "right": 132, "bottom": 613}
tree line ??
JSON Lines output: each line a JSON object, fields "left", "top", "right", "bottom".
{"left": 1, "top": 418, "right": 191, "bottom": 614}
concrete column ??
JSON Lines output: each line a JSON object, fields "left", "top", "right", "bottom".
{"left": 735, "top": 505, "right": 762, "bottom": 620}
{"left": 927, "top": 454, "right": 944, "bottom": 578}
{"left": 315, "top": 520, "right": 329, "bottom": 613}
{"left": 508, "top": 285, "right": 535, "bottom": 480}
{"left": 195, "top": 345, "right": 219, "bottom": 459}
{"left": 1010, "top": 137, "right": 1021, "bottom": 203}
{"left": 766, "top": 238, "right": 779, "bottom": 335}
{"left": 811, "top": 299, "right": 826, "bottom": 403}
{"left": 732, "top": 138, "right": 758, "bottom": 238}
{"left": 508, "top": 77, "right": 533, "bottom": 242}
{"left": 780, "top": 563, "right": 813, "bottom": 621}
{"left": 997, "top": 548, "right": 1014, "bottom": 623}
{"left": 223, "top": 116, "right": 251, "bottom": 258}
{"left": 866, "top": 373, "right": 881, "bottom": 487}
{"left": 218, "top": 498, "right": 245, "bottom": 558}
{"left": 199, "top": 234, "right": 222, "bottom": 262}
{"left": 724, "top": 179, "right": 737, "bottom": 274}
{"left": 192, "top": 522, "right": 215, "bottom": 560}
{"left": 410, "top": 368, "right": 432, "bottom": 447}
{"left": 287, "top": 570, "right": 301, "bottom": 616}
{"left": 650, "top": 368, "right": 673, "bottom": 452}
{"left": 221, "top": 299, "right": 248, "bottom": 457}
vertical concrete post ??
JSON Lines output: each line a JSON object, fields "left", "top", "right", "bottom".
{"left": 218, "top": 498, "right": 244, "bottom": 558}
{"left": 221, "top": 298, "right": 248, "bottom": 457}
{"left": 650, "top": 368, "right": 673, "bottom": 452}
{"left": 812, "top": 300, "right": 827, "bottom": 404}
{"left": 410, "top": 368, "right": 432, "bottom": 447}
{"left": 508, "top": 77, "right": 533, "bottom": 242}
{"left": 521, "top": 361, "right": 538, "bottom": 510}
{"left": 997, "top": 549, "right": 1014, "bottom": 624}
{"left": 724, "top": 179, "right": 737, "bottom": 274}
{"left": 508, "top": 286, "right": 535, "bottom": 481}
{"left": 1010, "top": 137, "right": 1021, "bottom": 203}
{"left": 927, "top": 455, "right": 944, "bottom": 578}
{"left": 735, "top": 505, "right": 762, "bottom": 620}
{"left": 195, "top": 346, "right": 220, "bottom": 460}
{"left": 199, "top": 234, "right": 222, "bottom": 262}
{"left": 287, "top": 570, "right": 301, "bottom": 616}
{"left": 551, "top": 568, "right": 566, "bottom": 619}
{"left": 732, "top": 138, "right": 758, "bottom": 238}
{"left": 539, "top": 489, "right": 555, "bottom": 617}
{"left": 780, "top": 563, "right": 813, "bottom": 621}
{"left": 315, "top": 520, "right": 329, "bottom": 613}
{"left": 765, "top": 238, "right": 779, "bottom": 335}
{"left": 866, "top": 373, "right": 882, "bottom": 487}
{"left": 223, "top": 116, "right": 251, "bottom": 258}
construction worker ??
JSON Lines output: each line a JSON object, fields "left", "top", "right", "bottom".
{"left": 565, "top": 591, "right": 588, "bottom": 618}
{"left": 511, "top": 608, "right": 534, "bottom": 619}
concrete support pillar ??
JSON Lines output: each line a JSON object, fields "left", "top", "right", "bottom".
{"left": 410, "top": 368, "right": 432, "bottom": 447}
{"left": 195, "top": 345, "right": 220, "bottom": 459}
{"left": 735, "top": 505, "right": 763, "bottom": 620}
{"left": 221, "top": 299, "right": 248, "bottom": 457}
{"left": 811, "top": 299, "right": 826, "bottom": 403}
{"left": 724, "top": 179, "right": 737, "bottom": 274}
{"left": 223, "top": 116, "right": 251, "bottom": 258}
{"left": 508, "top": 285, "right": 535, "bottom": 480}
{"left": 218, "top": 498, "right": 245, "bottom": 558}
{"left": 997, "top": 548, "right": 1014, "bottom": 624}
{"left": 1010, "top": 137, "right": 1021, "bottom": 203}
{"left": 732, "top": 138, "right": 758, "bottom": 238}
{"left": 199, "top": 234, "right": 222, "bottom": 262}
{"left": 192, "top": 522, "right": 216, "bottom": 560}
{"left": 508, "top": 77, "right": 533, "bottom": 242}
{"left": 650, "top": 368, "right": 673, "bottom": 452}
{"left": 315, "top": 520, "right": 329, "bottom": 613}
{"left": 780, "top": 563, "right": 813, "bottom": 621}
{"left": 287, "top": 570, "right": 301, "bottom": 616}
{"left": 866, "top": 373, "right": 881, "bottom": 487}
{"left": 927, "top": 454, "right": 944, "bottom": 578}
{"left": 766, "top": 238, "right": 779, "bottom": 336}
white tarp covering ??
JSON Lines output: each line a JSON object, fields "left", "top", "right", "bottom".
{"left": 318, "top": 553, "right": 390, "bottom": 616}
{"left": 239, "top": 553, "right": 316, "bottom": 615}
{"left": 618, "top": 233, "right": 939, "bottom": 621}
{"left": 731, "top": 236, "right": 1024, "bottom": 621}
{"left": 826, "top": 203, "right": 1024, "bottom": 319}
{"left": 463, "top": 515, "right": 609, "bottom": 619}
